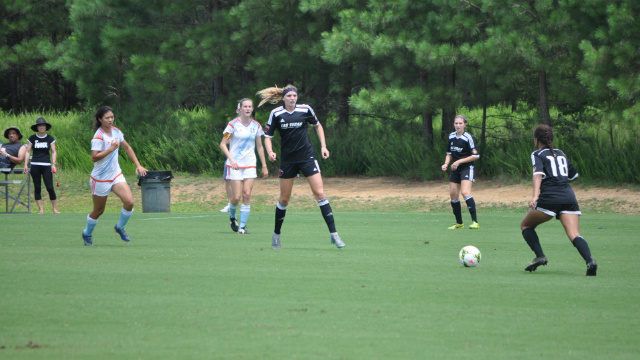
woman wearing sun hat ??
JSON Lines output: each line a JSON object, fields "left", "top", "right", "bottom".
{"left": 23, "top": 117, "right": 60, "bottom": 214}
{"left": 0, "top": 126, "right": 27, "bottom": 170}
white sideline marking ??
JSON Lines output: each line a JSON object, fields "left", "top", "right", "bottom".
{"left": 141, "top": 215, "right": 212, "bottom": 221}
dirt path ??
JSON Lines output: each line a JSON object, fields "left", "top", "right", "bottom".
{"left": 171, "top": 176, "right": 639, "bottom": 214}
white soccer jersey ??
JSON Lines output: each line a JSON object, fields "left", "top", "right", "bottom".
{"left": 223, "top": 118, "right": 264, "bottom": 169}
{"left": 90, "top": 127, "right": 125, "bottom": 182}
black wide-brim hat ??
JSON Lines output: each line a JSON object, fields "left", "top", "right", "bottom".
{"left": 31, "top": 117, "right": 52, "bottom": 132}
{"left": 4, "top": 126, "right": 23, "bottom": 140}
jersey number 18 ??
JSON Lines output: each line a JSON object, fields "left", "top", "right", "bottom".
{"left": 546, "top": 155, "right": 568, "bottom": 177}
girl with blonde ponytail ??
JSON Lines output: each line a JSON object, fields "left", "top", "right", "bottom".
{"left": 256, "top": 84, "right": 345, "bottom": 250}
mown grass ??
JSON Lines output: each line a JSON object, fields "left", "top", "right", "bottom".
{"left": 1, "top": 211, "right": 638, "bottom": 359}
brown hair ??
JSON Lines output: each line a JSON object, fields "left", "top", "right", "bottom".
{"left": 534, "top": 125, "right": 555, "bottom": 154}
{"left": 256, "top": 84, "right": 297, "bottom": 107}
{"left": 237, "top": 98, "right": 253, "bottom": 109}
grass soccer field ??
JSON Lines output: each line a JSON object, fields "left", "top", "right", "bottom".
{"left": 1, "top": 211, "right": 639, "bottom": 359}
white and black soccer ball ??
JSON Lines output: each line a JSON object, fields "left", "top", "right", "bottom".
{"left": 459, "top": 245, "right": 482, "bottom": 267}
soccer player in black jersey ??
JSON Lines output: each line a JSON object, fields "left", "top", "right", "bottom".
{"left": 441, "top": 115, "right": 480, "bottom": 229}
{"left": 257, "top": 84, "right": 345, "bottom": 250}
{"left": 520, "top": 125, "right": 597, "bottom": 276}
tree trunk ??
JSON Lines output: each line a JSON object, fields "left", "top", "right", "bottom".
{"left": 609, "top": 120, "right": 615, "bottom": 150}
{"left": 481, "top": 103, "right": 487, "bottom": 148}
{"left": 51, "top": 32, "right": 61, "bottom": 110}
{"left": 336, "top": 64, "right": 352, "bottom": 130}
{"left": 422, "top": 111, "right": 433, "bottom": 148}
{"left": 19, "top": 66, "right": 25, "bottom": 113}
{"left": 538, "top": 69, "right": 551, "bottom": 126}
{"left": 311, "top": 63, "right": 330, "bottom": 125}
{"left": 210, "top": 77, "right": 222, "bottom": 108}
{"left": 481, "top": 77, "right": 487, "bottom": 151}
{"left": 440, "top": 67, "right": 456, "bottom": 139}
{"left": 10, "top": 64, "right": 18, "bottom": 113}
{"left": 117, "top": 53, "right": 124, "bottom": 110}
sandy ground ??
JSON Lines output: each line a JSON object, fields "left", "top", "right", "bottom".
{"left": 171, "top": 176, "right": 639, "bottom": 214}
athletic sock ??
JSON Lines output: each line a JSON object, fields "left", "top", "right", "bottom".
{"left": 572, "top": 236, "right": 593, "bottom": 262}
{"left": 240, "top": 204, "right": 250, "bottom": 228}
{"left": 84, "top": 214, "right": 98, "bottom": 236}
{"left": 116, "top": 207, "right": 133, "bottom": 230}
{"left": 522, "top": 228, "right": 545, "bottom": 258}
{"left": 451, "top": 200, "right": 463, "bottom": 224}
{"left": 464, "top": 196, "right": 477, "bottom": 223}
{"left": 318, "top": 198, "right": 337, "bottom": 233}
{"left": 229, "top": 203, "right": 238, "bottom": 219}
{"left": 275, "top": 202, "right": 287, "bottom": 235}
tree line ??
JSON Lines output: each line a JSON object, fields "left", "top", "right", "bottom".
{"left": 1, "top": 0, "right": 638, "bottom": 150}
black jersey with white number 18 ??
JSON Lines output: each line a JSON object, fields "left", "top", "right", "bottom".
{"left": 531, "top": 148, "right": 579, "bottom": 204}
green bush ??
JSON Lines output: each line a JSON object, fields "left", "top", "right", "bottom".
{"left": 2, "top": 108, "right": 638, "bottom": 184}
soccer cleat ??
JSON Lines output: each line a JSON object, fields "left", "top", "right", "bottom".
{"left": 82, "top": 232, "right": 93, "bottom": 246}
{"left": 220, "top": 204, "right": 230, "bottom": 213}
{"left": 238, "top": 227, "right": 251, "bottom": 234}
{"left": 586, "top": 258, "right": 598, "bottom": 276}
{"left": 448, "top": 223, "right": 464, "bottom": 229}
{"left": 230, "top": 218, "right": 239, "bottom": 232}
{"left": 271, "top": 233, "right": 281, "bottom": 249}
{"left": 525, "top": 256, "right": 548, "bottom": 272}
{"left": 330, "top": 234, "right": 346, "bottom": 248}
{"left": 114, "top": 226, "right": 131, "bottom": 242}
{"left": 469, "top": 221, "right": 480, "bottom": 229}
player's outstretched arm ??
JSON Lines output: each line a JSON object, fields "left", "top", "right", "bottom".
{"left": 121, "top": 139, "right": 147, "bottom": 176}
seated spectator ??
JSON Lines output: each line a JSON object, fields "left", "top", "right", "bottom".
{"left": 0, "top": 127, "right": 27, "bottom": 170}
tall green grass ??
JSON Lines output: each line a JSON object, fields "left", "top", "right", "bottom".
{"left": 2, "top": 107, "right": 638, "bottom": 183}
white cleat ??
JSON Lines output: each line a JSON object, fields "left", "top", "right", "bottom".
{"left": 330, "top": 234, "right": 345, "bottom": 248}
{"left": 220, "top": 204, "right": 230, "bottom": 212}
{"left": 271, "top": 233, "right": 281, "bottom": 249}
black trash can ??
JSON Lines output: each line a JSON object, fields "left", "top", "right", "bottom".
{"left": 137, "top": 171, "right": 173, "bottom": 213}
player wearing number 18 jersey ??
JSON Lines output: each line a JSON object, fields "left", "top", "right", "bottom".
{"left": 530, "top": 147, "right": 579, "bottom": 207}
{"left": 520, "top": 125, "right": 597, "bottom": 276}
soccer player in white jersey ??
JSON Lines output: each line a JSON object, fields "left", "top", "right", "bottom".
{"left": 441, "top": 115, "right": 480, "bottom": 229}
{"left": 219, "top": 98, "right": 268, "bottom": 234}
{"left": 81, "top": 106, "right": 148, "bottom": 246}
{"left": 256, "top": 84, "right": 345, "bottom": 249}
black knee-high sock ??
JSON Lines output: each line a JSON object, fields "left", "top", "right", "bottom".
{"left": 522, "top": 228, "right": 545, "bottom": 257}
{"left": 451, "top": 200, "right": 463, "bottom": 224}
{"left": 318, "top": 198, "right": 337, "bottom": 233}
{"left": 274, "top": 202, "right": 287, "bottom": 234}
{"left": 465, "top": 196, "right": 477, "bottom": 223}
{"left": 572, "top": 236, "right": 593, "bottom": 262}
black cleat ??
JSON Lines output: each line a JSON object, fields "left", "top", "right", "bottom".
{"left": 586, "top": 258, "right": 598, "bottom": 276}
{"left": 525, "top": 256, "right": 548, "bottom": 272}
{"left": 230, "top": 218, "right": 239, "bottom": 232}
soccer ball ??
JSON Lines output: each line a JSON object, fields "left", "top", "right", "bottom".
{"left": 459, "top": 245, "right": 482, "bottom": 267}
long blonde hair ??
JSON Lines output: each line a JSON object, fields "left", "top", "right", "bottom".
{"left": 256, "top": 84, "right": 297, "bottom": 107}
